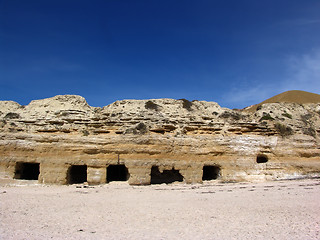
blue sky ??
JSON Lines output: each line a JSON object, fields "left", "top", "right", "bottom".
{"left": 1, "top": 0, "right": 320, "bottom": 108}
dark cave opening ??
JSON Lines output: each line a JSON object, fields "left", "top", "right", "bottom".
{"left": 150, "top": 166, "right": 183, "bottom": 184}
{"left": 202, "top": 165, "right": 220, "bottom": 181}
{"left": 107, "top": 165, "right": 130, "bottom": 182}
{"left": 256, "top": 155, "right": 268, "bottom": 163}
{"left": 14, "top": 162, "right": 40, "bottom": 180}
{"left": 67, "top": 165, "right": 87, "bottom": 184}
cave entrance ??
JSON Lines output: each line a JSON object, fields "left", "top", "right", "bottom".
{"left": 256, "top": 155, "right": 268, "bottom": 163}
{"left": 150, "top": 166, "right": 183, "bottom": 184}
{"left": 67, "top": 165, "right": 87, "bottom": 184}
{"left": 107, "top": 165, "right": 129, "bottom": 182}
{"left": 14, "top": 162, "right": 40, "bottom": 180}
{"left": 202, "top": 165, "right": 220, "bottom": 181}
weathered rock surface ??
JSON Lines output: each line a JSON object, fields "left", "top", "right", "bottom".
{"left": 0, "top": 94, "right": 320, "bottom": 185}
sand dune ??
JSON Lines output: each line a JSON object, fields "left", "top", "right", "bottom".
{"left": 245, "top": 90, "right": 320, "bottom": 112}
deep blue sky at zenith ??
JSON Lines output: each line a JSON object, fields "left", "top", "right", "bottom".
{"left": 1, "top": 0, "right": 320, "bottom": 108}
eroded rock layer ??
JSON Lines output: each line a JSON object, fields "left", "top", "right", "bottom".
{"left": 0, "top": 95, "right": 320, "bottom": 184}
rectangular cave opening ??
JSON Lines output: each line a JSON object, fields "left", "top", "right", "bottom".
{"left": 202, "top": 165, "right": 220, "bottom": 181}
{"left": 67, "top": 165, "right": 87, "bottom": 184}
{"left": 14, "top": 162, "right": 40, "bottom": 180}
{"left": 150, "top": 166, "right": 183, "bottom": 184}
{"left": 107, "top": 165, "right": 129, "bottom": 182}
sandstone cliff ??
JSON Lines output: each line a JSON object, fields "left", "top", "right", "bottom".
{"left": 0, "top": 93, "right": 320, "bottom": 185}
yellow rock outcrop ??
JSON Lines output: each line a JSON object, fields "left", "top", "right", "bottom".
{"left": 0, "top": 94, "right": 320, "bottom": 185}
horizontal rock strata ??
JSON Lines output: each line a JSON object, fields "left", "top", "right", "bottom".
{"left": 0, "top": 95, "right": 320, "bottom": 185}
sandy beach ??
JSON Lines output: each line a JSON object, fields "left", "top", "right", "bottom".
{"left": 1, "top": 178, "right": 319, "bottom": 240}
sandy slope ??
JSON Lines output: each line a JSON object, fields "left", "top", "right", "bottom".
{"left": 245, "top": 90, "right": 320, "bottom": 111}
{"left": 0, "top": 179, "right": 320, "bottom": 240}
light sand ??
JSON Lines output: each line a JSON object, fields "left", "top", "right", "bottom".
{"left": 1, "top": 178, "right": 320, "bottom": 240}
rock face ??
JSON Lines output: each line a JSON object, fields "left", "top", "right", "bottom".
{"left": 0, "top": 94, "right": 320, "bottom": 185}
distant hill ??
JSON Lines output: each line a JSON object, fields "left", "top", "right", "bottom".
{"left": 244, "top": 90, "right": 320, "bottom": 112}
